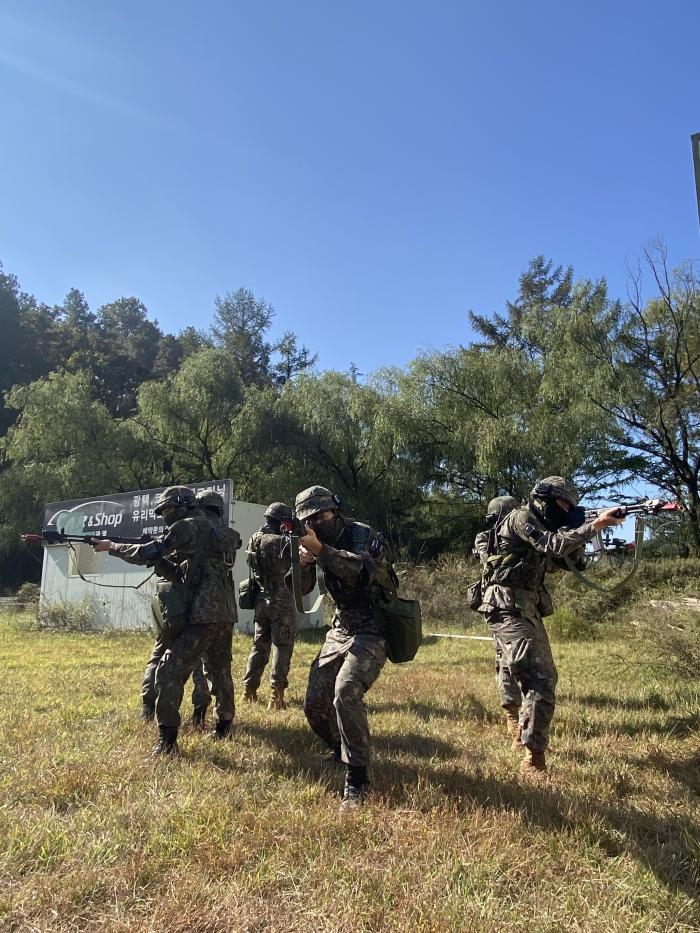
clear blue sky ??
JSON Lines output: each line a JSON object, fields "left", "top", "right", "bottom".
{"left": 1, "top": 0, "right": 699, "bottom": 373}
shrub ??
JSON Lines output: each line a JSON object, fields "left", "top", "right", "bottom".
{"left": 37, "top": 599, "right": 100, "bottom": 632}
{"left": 16, "top": 582, "right": 40, "bottom": 605}
{"left": 634, "top": 603, "right": 700, "bottom": 675}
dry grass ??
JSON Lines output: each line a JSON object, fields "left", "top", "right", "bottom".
{"left": 1, "top": 611, "right": 699, "bottom": 933}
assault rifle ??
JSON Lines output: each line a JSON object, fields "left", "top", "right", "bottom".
{"left": 21, "top": 530, "right": 153, "bottom": 546}
{"left": 564, "top": 498, "right": 681, "bottom": 592}
{"left": 581, "top": 498, "right": 680, "bottom": 523}
{"left": 278, "top": 514, "right": 327, "bottom": 613}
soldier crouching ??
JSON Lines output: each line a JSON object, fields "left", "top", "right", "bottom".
{"left": 292, "top": 485, "right": 396, "bottom": 814}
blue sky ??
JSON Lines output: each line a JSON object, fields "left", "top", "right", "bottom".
{"left": 1, "top": 0, "right": 699, "bottom": 374}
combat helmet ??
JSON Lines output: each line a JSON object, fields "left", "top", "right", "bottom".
{"left": 530, "top": 476, "right": 580, "bottom": 507}
{"left": 295, "top": 486, "right": 341, "bottom": 521}
{"left": 154, "top": 485, "right": 197, "bottom": 517}
{"left": 264, "top": 502, "right": 293, "bottom": 523}
{"left": 198, "top": 490, "right": 225, "bottom": 517}
{"left": 485, "top": 495, "right": 519, "bottom": 525}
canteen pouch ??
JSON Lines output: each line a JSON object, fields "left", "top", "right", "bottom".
{"left": 376, "top": 597, "right": 422, "bottom": 664}
{"left": 238, "top": 575, "right": 261, "bottom": 610}
{"left": 467, "top": 578, "right": 483, "bottom": 611}
{"left": 153, "top": 582, "right": 189, "bottom": 645}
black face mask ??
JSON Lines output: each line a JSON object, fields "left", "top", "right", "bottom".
{"left": 563, "top": 506, "right": 586, "bottom": 529}
{"left": 312, "top": 515, "right": 344, "bottom": 545}
{"left": 541, "top": 500, "right": 571, "bottom": 532}
{"left": 263, "top": 519, "right": 282, "bottom": 534}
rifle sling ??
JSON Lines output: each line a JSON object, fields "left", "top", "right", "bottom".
{"left": 563, "top": 517, "right": 646, "bottom": 593}
{"left": 289, "top": 534, "right": 326, "bottom": 614}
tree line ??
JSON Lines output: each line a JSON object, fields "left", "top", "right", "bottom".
{"left": 1, "top": 245, "right": 698, "bottom": 587}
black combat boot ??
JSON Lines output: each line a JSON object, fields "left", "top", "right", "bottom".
{"left": 152, "top": 726, "right": 180, "bottom": 757}
{"left": 210, "top": 719, "right": 234, "bottom": 740}
{"left": 140, "top": 703, "right": 155, "bottom": 722}
{"left": 339, "top": 765, "right": 368, "bottom": 815}
{"left": 191, "top": 705, "right": 208, "bottom": 730}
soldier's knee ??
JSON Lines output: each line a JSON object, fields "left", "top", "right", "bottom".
{"left": 334, "top": 677, "right": 363, "bottom": 710}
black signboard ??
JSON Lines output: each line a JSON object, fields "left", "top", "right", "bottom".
{"left": 43, "top": 480, "right": 234, "bottom": 539}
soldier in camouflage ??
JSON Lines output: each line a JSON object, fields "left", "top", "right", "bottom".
{"left": 477, "top": 476, "right": 623, "bottom": 776}
{"left": 92, "top": 485, "right": 239, "bottom": 756}
{"left": 242, "top": 502, "right": 298, "bottom": 710}
{"left": 473, "top": 496, "right": 522, "bottom": 743}
{"left": 293, "top": 485, "right": 397, "bottom": 814}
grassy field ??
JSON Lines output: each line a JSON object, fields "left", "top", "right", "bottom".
{"left": 1, "top": 612, "right": 699, "bottom": 932}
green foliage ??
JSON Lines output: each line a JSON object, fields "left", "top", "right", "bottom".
{"left": 545, "top": 606, "right": 598, "bottom": 641}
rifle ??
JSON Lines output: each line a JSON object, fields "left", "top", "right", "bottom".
{"left": 21, "top": 530, "right": 182, "bottom": 589}
{"left": 22, "top": 530, "right": 153, "bottom": 546}
{"left": 582, "top": 499, "right": 680, "bottom": 522}
{"left": 279, "top": 514, "right": 327, "bottom": 614}
{"left": 565, "top": 499, "right": 681, "bottom": 592}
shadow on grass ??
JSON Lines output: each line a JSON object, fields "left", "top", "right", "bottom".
{"left": 562, "top": 692, "right": 672, "bottom": 712}
{"left": 628, "top": 748, "right": 700, "bottom": 797}
{"left": 370, "top": 695, "right": 501, "bottom": 726}
{"left": 224, "top": 713, "right": 700, "bottom": 903}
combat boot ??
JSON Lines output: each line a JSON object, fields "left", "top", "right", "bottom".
{"left": 211, "top": 719, "right": 234, "bottom": 740}
{"left": 267, "top": 685, "right": 287, "bottom": 711}
{"left": 504, "top": 705, "right": 521, "bottom": 748}
{"left": 191, "top": 705, "right": 208, "bottom": 730}
{"left": 243, "top": 685, "right": 258, "bottom": 703}
{"left": 519, "top": 746, "right": 547, "bottom": 778}
{"left": 140, "top": 703, "right": 155, "bottom": 722}
{"left": 152, "top": 727, "right": 180, "bottom": 758}
{"left": 339, "top": 766, "right": 368, "bottom": 815}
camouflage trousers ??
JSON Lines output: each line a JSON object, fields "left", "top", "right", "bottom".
{"left": 303, "top": 631, "right": 387, "bottom": 768}
{"left": 155, "top": 622, "right": 234, "bottom": 732}
{"left": 243, "top": 595, "right": 296, "bottom": 690}
{"left": 485, "top": 609, "right": 558, "bottom": 751}
{"left": 492, "top": 639, "right": 523, "bottom": 710}
{"left": 141, "top": 639, "right": 211, "bottom": 710}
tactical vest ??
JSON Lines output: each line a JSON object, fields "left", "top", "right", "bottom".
{"left": 324, "top": 520, "right": 397, "bottom": 609}
{"left": 482, "top": 508, "right": 547, "bottom": 593}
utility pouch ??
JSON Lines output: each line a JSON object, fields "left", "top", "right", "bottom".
{"left": 153, "top": 582, "right": 189, "bottom": 645}
{"left": 467, "top": 578, "right": 483, "bottom": 611}
{"left": 375, "top": 597, "right": 422, "bottom": 664}
{"left": 238, "top": 574, "right": 261, "bottom": 610}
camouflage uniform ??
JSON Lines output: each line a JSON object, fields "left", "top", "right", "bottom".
{"left": 474, "top": 496, "right": 522, "bottom": 711}
{"left": 242, "top": 529, "right": 297, "bottom": 692}
{"left": 478, "top": 500, "right": 596, "bottom": 751}
{"left": 110, "top": 505, "right": 237, "bottom": 737}
{"left": 141, "top": 641, "right": 210, "bottom": 713}
{"left": 298, "top": 518, "right": 390, "bottom": 769}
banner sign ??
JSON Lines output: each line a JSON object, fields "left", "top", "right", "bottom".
{"left": 43, "top": 480, "right": 234, "bottom": 539}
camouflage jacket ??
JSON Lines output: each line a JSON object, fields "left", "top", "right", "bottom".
{"left": 109, "top": 508, "right": 234, "bottom": 626}
{"left": 296, "top": 519, "right": 396, "bottom": 638}
{"left": 248, "top": 530, "right": 292, "bottom": 599}
{"left": 479, "top": 506, "right": 596, "bottom": 621}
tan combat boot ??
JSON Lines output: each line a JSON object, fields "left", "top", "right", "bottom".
{"left": 243, "top": 685, "right": 258, "bottom": 703}
{"left": 504, "top": 705, "right": 521, "bottom": 748}
{"left": 519, "top": 746, "right": 547, "bottom": 779}
{"left": 267, "top": 686, "right": 287, "bottom": 711}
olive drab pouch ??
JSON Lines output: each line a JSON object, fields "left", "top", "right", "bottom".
{"left": 467, "top": 578, "right": 483, "bottom": 611}
{"left": 376, "top": 597, "right": 423, "bottom": 664}
{"left": 153, "top": 582, "right": 190, "bottom": 645}
{"left": 238, "top": 574, "right": 260, "bottom": 610}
